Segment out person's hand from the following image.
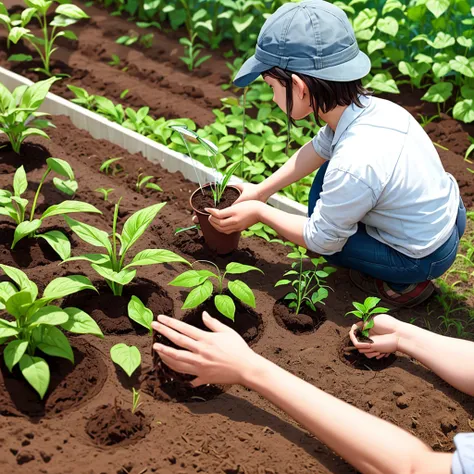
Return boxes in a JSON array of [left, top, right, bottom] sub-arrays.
[[152, 312, 259, 387], [349, 314, 400, 359], [205, 200, 265, 234], [233, 183, 265, 204]]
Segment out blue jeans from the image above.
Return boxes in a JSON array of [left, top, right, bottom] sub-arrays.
[[308, 161, 467, 288]]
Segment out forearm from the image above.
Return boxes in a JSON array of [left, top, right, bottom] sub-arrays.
[[257, 141, 325, 201], [397, 322, 474, 396], [244, 355, 452, 474]]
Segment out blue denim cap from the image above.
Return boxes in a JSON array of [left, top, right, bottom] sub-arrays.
[[234, 0, 371, 87]]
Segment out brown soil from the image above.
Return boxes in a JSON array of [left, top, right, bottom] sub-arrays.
[[86, 404, 150, 447], [192, 185, 240, 213], [0, 142, 52, 175], [273, 298, 327, 334], [0, 115, 472, 473]]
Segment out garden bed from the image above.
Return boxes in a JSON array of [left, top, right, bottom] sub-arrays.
[[0, 115, 473, 473]]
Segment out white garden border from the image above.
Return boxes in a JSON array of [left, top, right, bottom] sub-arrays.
[[0, 66, 307, 216]]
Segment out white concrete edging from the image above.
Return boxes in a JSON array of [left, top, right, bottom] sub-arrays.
[[0, 66, 307, 216]]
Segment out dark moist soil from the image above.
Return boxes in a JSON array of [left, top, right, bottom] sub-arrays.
[[86, 404, 150, 447], [63, 278, 173, 335], [0, 339, 107, 418], [192, 186, 240, 213], [0, 142, 52, 175], [273, 298, 327, 334]]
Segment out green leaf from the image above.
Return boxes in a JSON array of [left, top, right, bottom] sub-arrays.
[[284, 292, 297, 301], [228, 280, 255, 308], [43, 275, 95, 301], [426, 0, 450, 18], [0, 318, 20, 337], [368, 307, 390, 315], [0, 264, 37, 298], [19, 354, 50, 399], [311, 287, 329, 304], [353, 8, 377, 31], [56, 4, 89, 19], [127, 249, 189, 268], [35, 326, 74, 363], [20, 77, 57, 110], [128, 296, 153, 332], [365, 73, 400, 93], [8, 26, 30, 44], [13, 166, 27, 196], [36, 230, 71, 260], [421, 82, 453, 103], [274, 279, 291, 287], [376, 16, 398, 36], [0, 82, 13, 112], [46, 157, 74, 179], [168, 270, 209, 288], [363, 297, 381, 310], [91, 264, 136, 286], [29, 306, 69, 326], [57, 30, 78, 40], [232, 14, 253, 33], [110, 343, 141, 377], [12, 219, 42, 248], [121, 202, 166, 253], [62, 254, 109, 265], [225, 262, 263, 275], [449, 56, 474, 78], [41, 200, 101, 220], [453, 99, 474, 123], [461, 85, 474, 100], [432, 62, 451, 79], [6, 290, 33, 319], [182, 280, 213, 309], [99, 157, 122, 173], [53, 178, 78, 197], [214, 294, 235, 321], [367, 39, 386, 55], [345, 310, 363, 319], [64, 215, 111, 252], [4, 339, 28, 372], [0, 281, 17, 304], [61, 307, 103, 338], [431, 32, 455, 49], [8, 52, 33, 62], [50, 14, 78, 27]]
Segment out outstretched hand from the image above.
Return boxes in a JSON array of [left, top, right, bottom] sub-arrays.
[[152, 312, 259, 387], [349, 314, 400, 359], [205, 200, 264, 234]]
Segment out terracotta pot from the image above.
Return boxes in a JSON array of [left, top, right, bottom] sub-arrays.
[[190, 184, 241, 255]]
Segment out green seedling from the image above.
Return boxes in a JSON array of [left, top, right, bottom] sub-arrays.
[[63, 200, 190, 296], [139, 32, 153, 48], [169, 260, 263, 321], [95, 96, 125, 124], [345, 297, 390, 339], [179, 32, 211, 71], [136, 172, 162, 193], [175, 224, 199, 235], [108, 54, 121, 67], [95, 187, 114, 201], [116, 32, 139, 46], [1, 0, 88, 77], [0, 78, 57, 154], [123, 107, 151, 135], [242, 222, 283, 244], [120, 89, 129, 99], [100, 157, 123, 175], [0, 159, 100, 258], [0, 264, 103, 398], [67, 85, 96, 110], [128, 295, 153, 334], [132, 388, 142, 414], [110, 343, 141, 377], [275, 245, 336, 315]]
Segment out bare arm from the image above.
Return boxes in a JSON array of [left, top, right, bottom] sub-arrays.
[[152, 313, 453, 474]]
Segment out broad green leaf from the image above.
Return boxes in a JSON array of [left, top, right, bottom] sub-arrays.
[[13, 166, 27, 196], [353, 8, 377, 31], [168, 270, 209, 288], [421, 82, 453, 103], [4, 339, 28, 372], [91, 264, 136, 285], [365, 73, 400, 94], [376, 16, 398, 36], [50, 15, 78, 27], [8, 26, 30, 44], [43, 275, 95, 300], [99, 157, 122, 173], [0, 281, 17, 303], [232, 13, 253, 33], [6, 290, 33, 319], [8, 53, 33, 62], [431, 32, 455, 49], [0, 82, 13, 113], [20, 77, 57, 110], [453, 99, 474, 123], [12, 219, 42, 248], [61, 307, 103, 338], [458, 36, 473, 49], [368, 307, 390, 315], [461, 85, 474, 100], [47, 157, 74, 179], [363, 297, 381, 311], [311, 287, 329, 303], [432, 62, 451, 78], [214, 294, 235, 321], [121, 202, 166, 253], [57, 30, 78, 40], [0, 264, 37, 298], [29, 306, 69, 326], [0, 318, 20, 337], [225, 262, 263, 275], [19, 354, 50, 399], [110, 343, 141, 377], [36, 230, 71, 260], [228, 279, 255, 308], [275, 279, 291, 287], [353, 301, 367, 313], [21, 7, 36, 25], [128, 296, 153, 332], [284, 292, 297, 301], [56, 4, 89, 19], [367, 39, 386, 55], [35, 326, 74, 363], [41, 200, 101, 220], [62, 254, 109, 265], [127, 249, 189, 268], [426, 0, 450, 18], [449, 56, 474, 78], [64, 215, 111, 252], [182, 280, 213, 309]]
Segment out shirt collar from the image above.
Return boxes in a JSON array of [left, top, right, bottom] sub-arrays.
[[331, 95, 371, 147]]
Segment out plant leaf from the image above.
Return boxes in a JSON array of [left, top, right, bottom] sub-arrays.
[[168, 270, 209, 288], [0, 264, 37, 299], [4, 339, 28, 372], [64, 215, 111, 252], [52, 178, 78, 196], [43, 275, 95, 301], [127, 249, 189, 268], [228, 279, 255, 308], [110, 343, 141, 377], [182, 280, 213, 309], [12, 219, 42, 248], [46, 157, 74, 179], [13, 166, 27, 196], [225, 262, 263, 275], [421, 82, 453, 103], [0, 318, 20, 337], [41, 200, 101, 220], [29, 306, 69, 326], [214, 294, 235, 321], [363, 297, 381, 311], [36, 230, 71, 260], [56, 3, 89, 19], [6, 290, 33, 319], [128, 296, 153, 332], [19, 354, 50, 399], [0, 281, 17, 304], [61, 307, 103, 338], [91, 264, 136, 286], [20, 77, 57, 110], [35, 326, 74, 363]]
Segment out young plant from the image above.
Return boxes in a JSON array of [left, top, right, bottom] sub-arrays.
[[2, 0, 89, 77], [0, 159, 100, 258], [0, 264, 103, 398], [169, 261, 263, 321], [108, 54, 121, 67], [135, 172, 162, 193], [275, 246, 336, 315], [67, 85, 96, 110], [139, 33, 153, 49], [116, 31, 139, 46], [95, 187, 114, 201], [345, 297, 390, 338], [132, 387, 142, 414], [100, 157, 123, 175], [0, 77, 57, 153], [63, 201, 190, 296], [179, 32, 211, 71]]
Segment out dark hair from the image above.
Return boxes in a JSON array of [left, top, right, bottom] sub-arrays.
[[262, 67, 371, 129]]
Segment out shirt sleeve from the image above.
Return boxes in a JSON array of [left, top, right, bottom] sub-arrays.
[[452, 433, 474, 474], [312, 125, 333, 160], [303, 168, 376, 255]]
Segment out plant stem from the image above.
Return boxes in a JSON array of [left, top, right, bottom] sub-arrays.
[[30, 167, 51, 220]]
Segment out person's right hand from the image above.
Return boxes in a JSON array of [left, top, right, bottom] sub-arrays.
[[349, 314, 400, 359], [233, 182, 265, 204]]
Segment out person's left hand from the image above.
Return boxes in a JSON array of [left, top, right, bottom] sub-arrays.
[[205, 200, 265, 234]]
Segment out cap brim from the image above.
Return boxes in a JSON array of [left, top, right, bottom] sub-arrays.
[[233, 55, 273, 87], [307, 51, 371, 82]]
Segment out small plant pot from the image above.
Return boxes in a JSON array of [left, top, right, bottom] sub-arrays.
[[190, 184, 241, 255]]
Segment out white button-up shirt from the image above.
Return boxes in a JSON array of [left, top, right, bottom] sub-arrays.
[[304, 95, 460, 258]]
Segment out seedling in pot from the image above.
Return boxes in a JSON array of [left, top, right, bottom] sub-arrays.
[[0, 78, 57, 154], [63, 200, 190, 296], [169, 261, 263, 321], [100, 157, 123, 176], [0, 159, 101, 259], [345, 297, 390, 342], [136, 172, 162, 194], [0, 264, 103, 398], [275, 245, 336, 315], [1, 0, 89, 77]]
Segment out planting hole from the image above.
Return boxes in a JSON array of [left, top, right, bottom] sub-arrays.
[[273, 298, 327, 334], [339, 336, 397, 371]]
